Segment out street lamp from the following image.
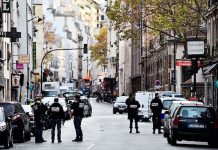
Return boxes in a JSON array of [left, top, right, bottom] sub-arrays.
[[40, 48, 85, 96], [26, 5, 44, 98]]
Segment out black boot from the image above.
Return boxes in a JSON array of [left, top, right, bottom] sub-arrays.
[[129, 129, 132, 133], [136, 129, 140, 133], [153, 129, 155, 134]]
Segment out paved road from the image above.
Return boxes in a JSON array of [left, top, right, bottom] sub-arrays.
[[6, 100, 214, 150]]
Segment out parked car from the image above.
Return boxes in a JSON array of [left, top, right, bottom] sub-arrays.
[[0, 107, 13, 149], [0, 102, 31, 143], [163, 101, 203, 137], [161, 97, 187, 126], [113, 96, 128, 114], [22, 105, 35, 136], [166, 103, 218, 147]]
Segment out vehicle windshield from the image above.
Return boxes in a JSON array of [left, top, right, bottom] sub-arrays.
[[60, 89, 68, 93], [0, 111, 4, 122], [22, 105, 33, 113], [179, 107, 212, 119], [0, 104, 15, 117], [43, 91, 58, 97], [163, 100, 173, 110], [116, 97, 128, 103]]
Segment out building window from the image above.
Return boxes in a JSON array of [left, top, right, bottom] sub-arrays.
[[101, 15, 104, 20]]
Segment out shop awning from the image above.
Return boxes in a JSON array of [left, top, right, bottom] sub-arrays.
[[203, 63, 218, 74]]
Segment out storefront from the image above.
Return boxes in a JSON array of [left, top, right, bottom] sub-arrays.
[[203, 64, 218, 115]]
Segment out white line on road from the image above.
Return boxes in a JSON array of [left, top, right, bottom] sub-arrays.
[[86, 143, 95, 150]]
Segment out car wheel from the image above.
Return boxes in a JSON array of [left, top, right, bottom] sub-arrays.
[[119, 112, 123, 114], [113, 111, 116, 114], [4, 135, 10, 149], [208, 139, 218, 148]]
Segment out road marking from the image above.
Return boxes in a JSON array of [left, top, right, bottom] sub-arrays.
[[86, 143, 95, 150]]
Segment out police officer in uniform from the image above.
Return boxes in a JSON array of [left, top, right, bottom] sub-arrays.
[[32, 97, 48, 143], [125, 94, 132, 106], [71, 95, 85, 142], [47, 98, 64, 143], [127, 96, 140, 133], [150, 93, 163, 134]]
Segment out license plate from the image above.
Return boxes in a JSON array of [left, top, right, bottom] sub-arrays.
[[119, 108, 124, 110], [188, 124, 205, 128]]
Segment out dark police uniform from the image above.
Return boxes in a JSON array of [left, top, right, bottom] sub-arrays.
[[71, 96, 85, 141], [47, 100, 64, 143], [32, 100, 47, 143], [127, 98, 140, 133], [150, 94, 163, 134]]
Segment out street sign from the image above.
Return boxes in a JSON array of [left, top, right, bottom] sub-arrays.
[[155, 80, 161, 86], [187, 41, 204, 55], [18, 54, 30, 64], [176, 60, 192, 66], [2, 0, 11, 13], [0, 27, 21, 42]]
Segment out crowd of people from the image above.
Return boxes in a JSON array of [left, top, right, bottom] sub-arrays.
[[32, 95, 85, 143]]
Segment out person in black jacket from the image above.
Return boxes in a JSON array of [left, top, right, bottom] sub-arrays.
[[47, 98, 64, 143], [71, 95, 85, 142], [125, 94, 132, 106], [150, 93, 163, 134], [127, 96, 141, 133], [32, 97, 48, 143]]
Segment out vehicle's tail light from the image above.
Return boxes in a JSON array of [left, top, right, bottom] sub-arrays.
[[173, 115, 179, 128], [12, 115, 21, 121]]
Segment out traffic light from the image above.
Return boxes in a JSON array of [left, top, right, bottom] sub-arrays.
[[43, 72, 47, 82], [191, 59, 199, 74], [19, 73, 24, 86], [84, 44, 88, 54]]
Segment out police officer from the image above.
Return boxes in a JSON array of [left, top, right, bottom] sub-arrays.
[[32, 97, 48, 143], [71, 95, 85, 142], [150, 93, 163, 134], [125, 94, 132, 106], [127, 96, 140, 133], [47, 98, 64, 143]]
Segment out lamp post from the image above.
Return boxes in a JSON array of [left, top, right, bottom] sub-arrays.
[[40, 48, 84, 96], [26, 2, 44, 98]]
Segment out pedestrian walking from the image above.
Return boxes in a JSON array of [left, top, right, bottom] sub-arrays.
[[47, 98, 65, 143], [150, 93, 163, 134], [71, 95, 85, 142], [127, 95, 141, 133], [32, 97, 48, 143]]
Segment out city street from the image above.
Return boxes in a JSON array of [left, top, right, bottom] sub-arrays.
[[10, 99, 213, 150]]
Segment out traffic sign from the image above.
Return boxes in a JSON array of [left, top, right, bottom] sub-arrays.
[[155, 80, 161, 86], [176, 60, 192, 66]]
